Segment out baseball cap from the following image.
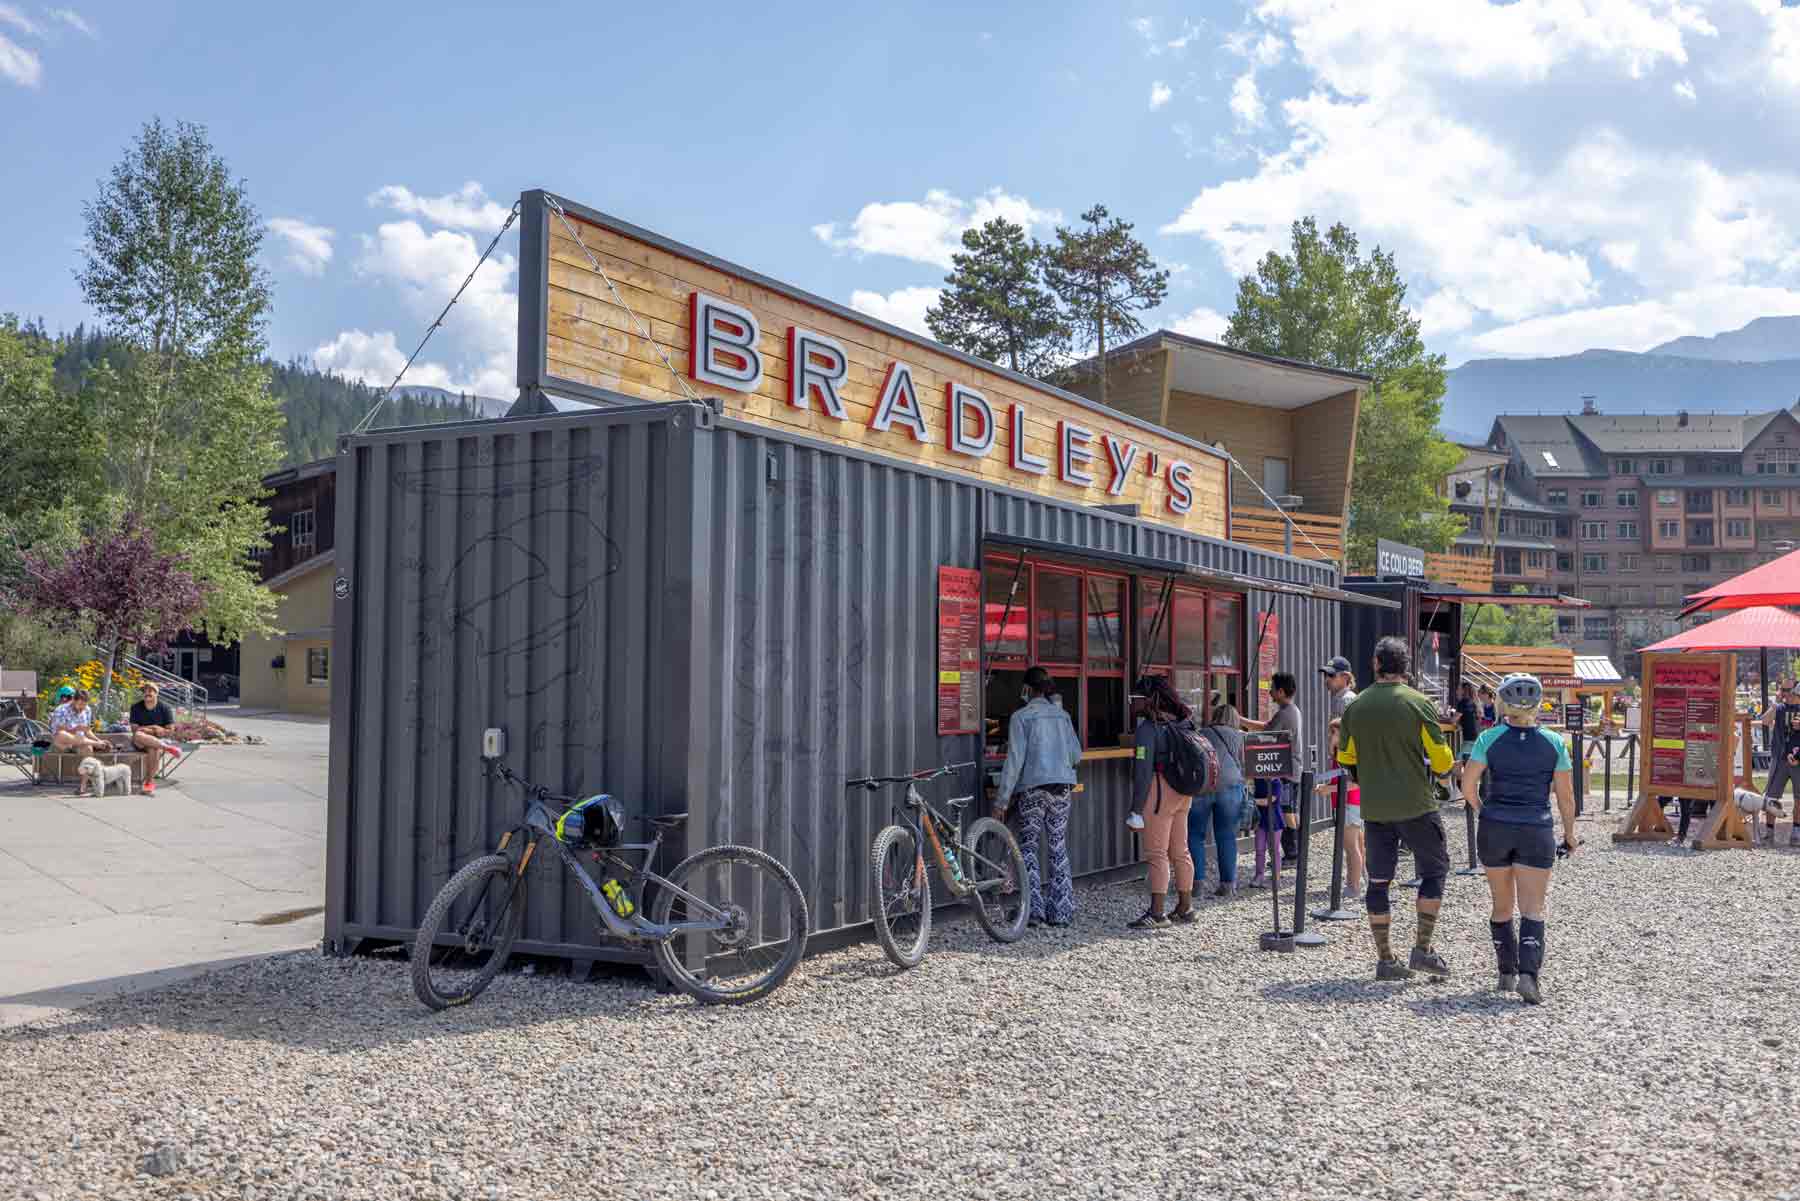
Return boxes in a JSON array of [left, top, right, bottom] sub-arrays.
[[1319, 656, 1352, 676], [55, 685, 74, 701]]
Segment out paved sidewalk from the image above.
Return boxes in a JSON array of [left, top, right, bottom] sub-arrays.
[[0, 710, 328, 1027]]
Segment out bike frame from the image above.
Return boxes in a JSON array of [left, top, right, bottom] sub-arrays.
[[854, 763, 1010, 899]]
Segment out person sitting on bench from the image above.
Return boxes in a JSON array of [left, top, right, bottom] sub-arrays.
[[128, 682, 183, 795], [48, 686, 108, 757]]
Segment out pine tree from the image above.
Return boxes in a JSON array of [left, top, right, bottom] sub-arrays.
[[1043, 205, 1170, 408], [925, 218, 1068, 379]]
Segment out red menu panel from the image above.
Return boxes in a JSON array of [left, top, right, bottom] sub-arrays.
[[1256, 612, 1281, 722], [937, 567, 982, 735], [1647, 661, 1723, 791]]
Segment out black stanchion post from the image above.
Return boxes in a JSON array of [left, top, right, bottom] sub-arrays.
[[1603, 734, 1613, 812], [1294, 750, 1324, 947], [1259, 748, 1300, 953], [1572, 728, 1585, 817], [1313, 768, 1356, 922], [1455, 787, 1482, 876]]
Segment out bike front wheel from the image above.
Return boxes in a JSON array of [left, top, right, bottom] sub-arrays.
[[412, 853, 527, 1011], [651, 844, 809, 1005], [870, 824, 931, 968], [965, 817, 1029, 943]]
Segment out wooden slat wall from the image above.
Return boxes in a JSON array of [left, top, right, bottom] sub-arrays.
[[1229, 505, 1344, 563], [1464, 645, 1575, 676], [1426, 552, 1492, 591], [540, 213, 1228, 539]]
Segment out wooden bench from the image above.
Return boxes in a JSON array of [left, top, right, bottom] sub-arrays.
[[36, 747, 151, 787]]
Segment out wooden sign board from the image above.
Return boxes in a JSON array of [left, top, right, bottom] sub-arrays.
[[1618, 652, 1736, 844], [519, 192, 1229, 538]]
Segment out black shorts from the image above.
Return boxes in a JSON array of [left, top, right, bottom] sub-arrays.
[[1477, 818, 1557, 870], [1366, 812, 1450, 881]]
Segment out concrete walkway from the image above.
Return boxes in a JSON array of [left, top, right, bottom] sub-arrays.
[[0, 709, 328, 1027]]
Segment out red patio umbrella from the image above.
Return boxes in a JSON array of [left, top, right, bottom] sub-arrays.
[[1642, 605, 1800, 653], [1682, 547, 1800, 615]]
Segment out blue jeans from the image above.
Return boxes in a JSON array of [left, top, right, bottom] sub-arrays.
[[1188, 783, 1245, 886]]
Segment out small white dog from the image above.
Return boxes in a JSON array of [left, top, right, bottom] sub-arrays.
[[1733, 788, 1783, 846], [76, 756, 133, 797]]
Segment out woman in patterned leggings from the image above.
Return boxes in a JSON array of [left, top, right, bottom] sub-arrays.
[[994, 666, 1084, 927]]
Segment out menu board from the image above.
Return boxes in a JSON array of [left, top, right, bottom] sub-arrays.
[[936, 567, 981, 735], [1255, 611, 1281, 722], [1646, 659, 1726, 792]]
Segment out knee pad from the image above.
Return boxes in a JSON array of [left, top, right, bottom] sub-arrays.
[[1417, 873, 1446, 900], [1365, 881, 1391, 915]]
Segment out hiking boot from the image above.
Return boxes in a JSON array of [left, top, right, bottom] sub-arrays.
[[1375, 957, 1414, 981], [1497, 972, 1517, 993], [1409, 947, 1452, 980], [1516, 974, 1543, 1005]]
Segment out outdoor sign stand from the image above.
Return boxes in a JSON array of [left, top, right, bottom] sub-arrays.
[[1617, 652, 1737, 846], [1292, 755, 1324, 947], [1312, 770, 1357, 922], [1260, 755, 1305, 952]]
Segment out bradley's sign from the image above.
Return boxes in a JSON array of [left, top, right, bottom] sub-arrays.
[[519, 192, 1231, 538]]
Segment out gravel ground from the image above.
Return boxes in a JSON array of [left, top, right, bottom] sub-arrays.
[[5, 807, 1800, 1201]]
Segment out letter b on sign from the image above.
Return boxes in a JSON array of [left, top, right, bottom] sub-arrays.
[[689, 292, 764, 393]]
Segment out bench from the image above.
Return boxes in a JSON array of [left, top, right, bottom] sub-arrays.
[[36, 737, 152, 787]]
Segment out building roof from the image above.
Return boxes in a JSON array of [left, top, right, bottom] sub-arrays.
[[263, 456, 337, 487], [1081, 330, 1371, 410], [1568, 412, 1753, 453], [1456, 534, 1556, 551], [264, 549, 335, 591], [1574, 655, 1625, 683], [1448, 477, 1559, 514], [1636, 475, 1767, 489], [1492, 415, 1609, 478]]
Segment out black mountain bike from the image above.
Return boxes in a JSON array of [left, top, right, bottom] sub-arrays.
[[848, 760, 1029, 968], [412, 757, 809, 1008]]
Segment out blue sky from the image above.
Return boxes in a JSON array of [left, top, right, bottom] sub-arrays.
[[8, 1, 1800, 396]]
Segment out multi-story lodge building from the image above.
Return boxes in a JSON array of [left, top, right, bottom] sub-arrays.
[[1446, 404, 1800, 660]]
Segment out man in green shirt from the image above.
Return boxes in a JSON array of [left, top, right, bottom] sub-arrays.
[[1337, 636, 1456, 981]]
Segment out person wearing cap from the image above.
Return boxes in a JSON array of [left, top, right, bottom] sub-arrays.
[[1459, 672, 1578, 1005], [48, 687, 108, 757], [128, 682, 184, 796], [1320, 655, 1357, 722]]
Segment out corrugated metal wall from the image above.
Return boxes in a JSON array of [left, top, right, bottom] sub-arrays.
[[326, 404, 1348, 955]]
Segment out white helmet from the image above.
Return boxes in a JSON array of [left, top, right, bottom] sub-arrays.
[[1497, 673, 1542, 724]]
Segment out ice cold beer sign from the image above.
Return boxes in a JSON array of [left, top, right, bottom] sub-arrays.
[[689, 292, 1199, 514]]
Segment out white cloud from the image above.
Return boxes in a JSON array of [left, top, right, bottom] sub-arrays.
[[368, 181, 512, 232], [1414, 290, 1475, 336], [1469, 285, 1800, 357], [1225, 28, 1285, 67], [267, 217, 335, 277], [1673, 77, 1696, 101], [1150, 80, 1173, 109], [1228, 72, 1265, 126], [0, 31, 37, 85], [1132, 15, 1204, 56], [814, 188, 1060, 269], [848, 286, 941, 336], [0, 4, 42, 35], [1170, 306, 1229, 341], [50, 8, 94, 36]]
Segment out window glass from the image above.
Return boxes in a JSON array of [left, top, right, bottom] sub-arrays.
[[1172, 668, 1207, 714], [1210, 672, 1243, 715], [983, 561, 1029, 659], [1084, 576, 1125, 671], [1086, 677, 1126, 748], [1173, 589, 1207, 667], [985, 669, 1026, 752], [1137, 579, 1172, 667], [1034, 570, 1080, 664], [1209, 594, 1243, 669]]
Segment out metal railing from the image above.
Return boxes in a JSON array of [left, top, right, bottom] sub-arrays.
[[93, 647, 208, 718]]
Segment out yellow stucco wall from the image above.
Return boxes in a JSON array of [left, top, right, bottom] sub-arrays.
[[240, 562, 334, 715]]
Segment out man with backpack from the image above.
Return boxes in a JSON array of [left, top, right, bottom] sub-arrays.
[[1126, 673, 1217, 928]]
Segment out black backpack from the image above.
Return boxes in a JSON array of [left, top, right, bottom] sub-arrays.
[[1158, 718, 1218, 796]]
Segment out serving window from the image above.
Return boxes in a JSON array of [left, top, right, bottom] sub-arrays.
[[983, 553, 1246, 756]]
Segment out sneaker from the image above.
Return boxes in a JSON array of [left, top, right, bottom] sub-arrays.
[[1409, 947, 1452, 980], [1375, 957, 1414, 981], [1213, 882, 1237, 899], [142, 779, 155, 796], [1497, 972, 1518, 993], [1126, 910, 1168, 929], [1247, 874, 1267, 889], [1516, 973, 1543, 1005], [1169, 908, 1198, 925], [1125, 812, 1145, 831]]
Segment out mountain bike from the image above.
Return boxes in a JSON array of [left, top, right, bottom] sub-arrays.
[[412, 756, 809, 1008], [848, 760, 1029, 968]]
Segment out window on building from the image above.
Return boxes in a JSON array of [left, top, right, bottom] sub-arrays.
[[1546, 488, 1568, 506], [1689, 520, 1715, 545], [1587, 585, 1609, 605], [1580, 490, 1604, 508], [1557, 614, 1578, 636], [1616, 490, 1638, 508], [1465, 513, 1483, 533], [1718, 554, 1743, 572], [1682, 553, 1712, 572], [1763, 490, 1783, 506], [1655, 555, 1676, 573], [1685, 491, 1714, 514], [289, 508, 316, 552], [1656, 520, 1680, 540], [1554, 517, 1572, 538], [1618, 553, 1640, 572], [1617, 585, 1640, 605], [1580, 520, 1607, 541], [1655, 490, 1679, 505], [1727, 518, 1752, 539], [1613, 458, 1637, 475], [306, 646, 329, 686], [1525, 550, 1547, 570], [1497, 515, 1513, 534], [1263, 457, 1290, 498], [1650, 459, 1671, 475], [1556, 552, 1574, 572], [1501, 550, 1522, 576], [1616, 521, 1638, 540], [248, 544, 269, 562], [1582, 553, 1607, 573], [1757, 448, 1800, 474], [1583, 616, 1612, 640], [1654, 586, 1676, 606], [1726, 488, 1750, 506]]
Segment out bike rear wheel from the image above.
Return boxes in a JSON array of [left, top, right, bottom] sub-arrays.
[[870, 824, 931, 968], [412, 853, 526, 1010], [651, 844, 809, 1005], [965, 817, 1029, 943]]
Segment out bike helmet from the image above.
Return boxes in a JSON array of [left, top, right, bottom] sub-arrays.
[[555, 794, 626, 848], [1496, 673, 1543, 724]]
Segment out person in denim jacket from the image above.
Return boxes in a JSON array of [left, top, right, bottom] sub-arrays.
[[1189, 701, 1247, 899], [994, 666, 1083, 927]]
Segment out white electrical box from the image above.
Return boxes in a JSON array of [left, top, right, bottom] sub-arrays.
[[482, 728, 506, 760]]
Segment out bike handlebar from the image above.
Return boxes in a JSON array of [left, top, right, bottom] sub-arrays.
[[845, 760, 979, 791], [490, 760, 576, 809]]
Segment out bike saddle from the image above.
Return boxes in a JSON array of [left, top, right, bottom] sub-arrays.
[[649, 812, 689, 830], [944, 795, 974, 811]]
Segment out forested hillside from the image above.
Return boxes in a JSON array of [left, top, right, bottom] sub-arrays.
[[29, 320, 492, 467]]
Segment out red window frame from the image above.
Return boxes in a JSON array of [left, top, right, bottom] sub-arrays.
[[1137, 580, 1245, 717], [984, 557, 1131, 750]]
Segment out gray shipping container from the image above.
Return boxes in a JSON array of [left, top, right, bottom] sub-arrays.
[[324, 398, 1350, 964]]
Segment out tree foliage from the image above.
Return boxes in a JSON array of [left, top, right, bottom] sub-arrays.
[[77, 118, 285, 642], [1044, 205, 1169, 407], [925, 218, 1069, 379], [0, 316, 104, 557], [1465, 586, 1558, 647], [1221, 217, 1463, 563]]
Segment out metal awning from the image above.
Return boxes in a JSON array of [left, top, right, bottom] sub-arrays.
[[1421, 587, 1592, 609], [981, 533, 1400, 609], [1575, 655, 1624, 683]]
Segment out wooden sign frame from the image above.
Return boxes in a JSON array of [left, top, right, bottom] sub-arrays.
[[1617, 651, 1736, 843]]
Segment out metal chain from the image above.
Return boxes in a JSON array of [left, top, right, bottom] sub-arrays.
[[1229, 455, 1336, 562], [542, 194, 700, 403], [351, 201, 523, 435]]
